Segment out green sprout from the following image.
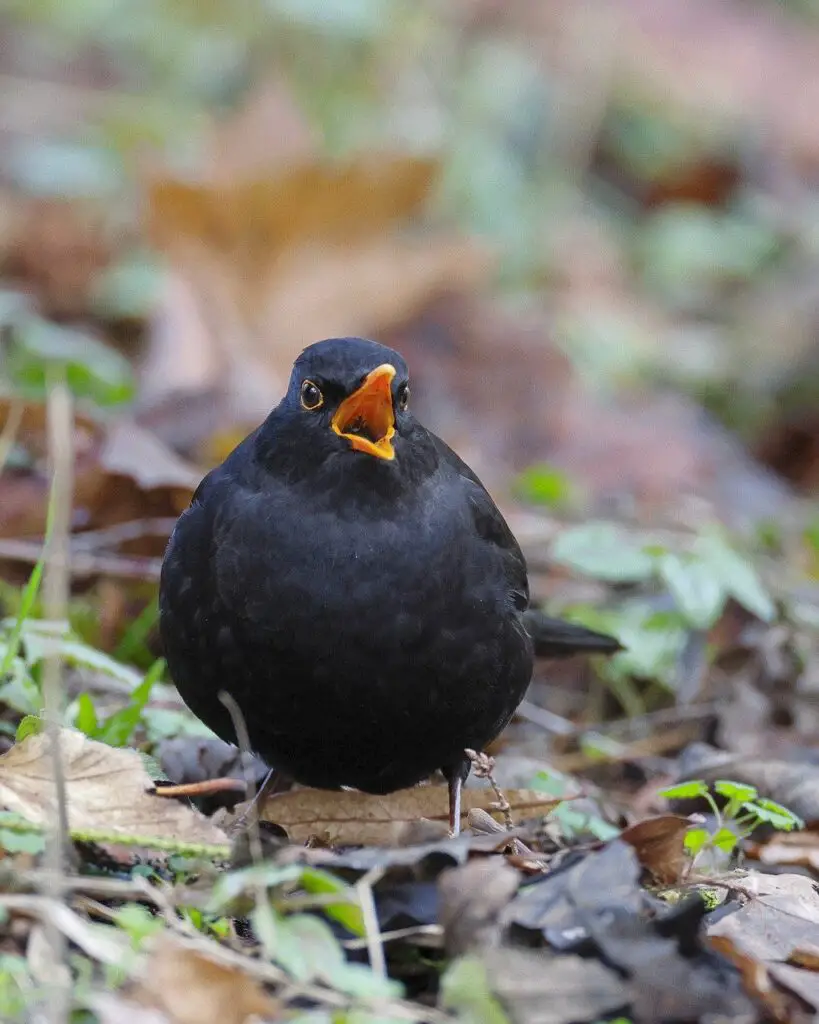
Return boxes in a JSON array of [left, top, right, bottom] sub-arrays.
[[659, 778, 804, 865]]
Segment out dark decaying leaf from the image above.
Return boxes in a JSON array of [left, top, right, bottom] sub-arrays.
[[481, 948, 629, 1024], [504, 840, 755, 1021]]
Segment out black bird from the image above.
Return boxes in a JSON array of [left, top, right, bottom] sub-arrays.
[[159, 338, 620, 834]]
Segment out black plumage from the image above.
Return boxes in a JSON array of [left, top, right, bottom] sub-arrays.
[[159, 338, 619, 833]]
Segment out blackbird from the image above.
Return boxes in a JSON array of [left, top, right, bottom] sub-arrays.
[[159, 338, 620, 834]]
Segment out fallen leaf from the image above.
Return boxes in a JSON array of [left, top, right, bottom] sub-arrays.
[[707, 872, 819, 961], [482, 949, 629, 1024], [439, 858, 520, 956], [141, 154, 489, 425], [769, 963, 819, 1012], [750, 829, 819, 874], [709, 935, 791, 1020], [135, 935, 278, 1024], [620, 814, 691, 885], [0, 729, 227, 851], [788, 945, 819, 971], [259, 786, 560, 845], [0, 396, 197, 551]]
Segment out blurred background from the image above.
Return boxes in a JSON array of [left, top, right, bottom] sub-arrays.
[[1, 0, 819, 771]]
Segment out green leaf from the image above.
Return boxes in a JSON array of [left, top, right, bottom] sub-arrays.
[[6, 315, 134, 407], [714, 780, 758, 802], [658, 780, 710, 800], [694, 534, 775, 622], [0, 824, 45, 855], [744, 799, 804, 831], [512, 464, 575, 508], [15, 715, 43, 743], [658, 553, 727, 628], [300, 866, 366, 937], [114, 904, 164, 949], [441, 957, 512, 1024], [96, 659, 164, 747], [711, 827, 739, 853], [74, 694, 99, 737], [551, 522, 655, 582], [684, 827, 710, 856], [209, 863, 305, 911], [714, 779, 757, 818], [0, 560, 44, 676]]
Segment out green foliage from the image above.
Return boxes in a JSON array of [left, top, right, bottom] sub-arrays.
[[0, 298, 135, 407], [512, 464, 577, 509], [529, 771, 620, 842], [74, 658, 164, 746], [441, 956, 511, 1024], [114, 904, 165, 949], [211, 861, 366, 937], [660, 778, 803, 865], [0, 810, 46, 856]]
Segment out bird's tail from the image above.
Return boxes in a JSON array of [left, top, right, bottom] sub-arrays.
[[523, 609, 622, 659]]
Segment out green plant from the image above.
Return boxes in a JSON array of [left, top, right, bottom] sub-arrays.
[[659, 779, 804, 865]]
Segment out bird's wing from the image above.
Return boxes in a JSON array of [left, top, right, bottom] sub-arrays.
[[428, 432, 529, 612], [429, 432, 621, 659]]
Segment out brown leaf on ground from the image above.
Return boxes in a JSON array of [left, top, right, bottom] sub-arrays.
[[439, 857, 521, 956], [749, 829, 819, 875], [708, 935, 792, 1021], [768, 963, 819, 1013], [707, 872, 819, 962], [134, 935, 278, 1024], [0, 398, 197, 570], [788, 945, 819, 971], [620, 814, 691, 885], [140, 154, 489, 428], [0, 729, 227, 850], [259, 786, 560, 846]]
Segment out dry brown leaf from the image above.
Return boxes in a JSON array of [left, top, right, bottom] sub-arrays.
[[140, 153, 491, 421], [788, 945, 819, 971], [751, 830, 819, 875], [708, 935, 791, 1021], [148, 158, 438, 263], [768, 963, 819, 1012], [620, 814, 691, 885], [0, 397, 197, 564], [135, 935, 278, 1024], [0, 730, 227, 849], [260, 785, 560, 845]]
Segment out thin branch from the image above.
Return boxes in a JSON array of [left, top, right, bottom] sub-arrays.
[[41, 382, 74, 1024]]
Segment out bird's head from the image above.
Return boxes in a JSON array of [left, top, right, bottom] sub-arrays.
[[272, 338, 412, 467]]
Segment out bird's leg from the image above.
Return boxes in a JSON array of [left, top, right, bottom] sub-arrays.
[[444, 758, 470, 838], [230, 767, 293, 835]]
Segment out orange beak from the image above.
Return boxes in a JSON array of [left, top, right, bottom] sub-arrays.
[[331, 364, 396, 460]]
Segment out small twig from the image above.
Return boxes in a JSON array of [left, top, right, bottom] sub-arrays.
[[465, 749, 513, 831], [41, 382, 75, 1024], [217, 691, 264, 869], [0, 396, 24, 474], [71, 518, 178, 550], [0, 537, 162, 580], [342, 923, 442, 950], [356, 866, 386, 980]]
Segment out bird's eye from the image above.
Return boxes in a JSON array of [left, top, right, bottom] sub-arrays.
[[300, 379, 323, 411], [397, 383, 410, 412]]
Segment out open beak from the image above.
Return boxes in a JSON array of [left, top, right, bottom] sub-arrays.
[[331, 364, 396, 460]]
